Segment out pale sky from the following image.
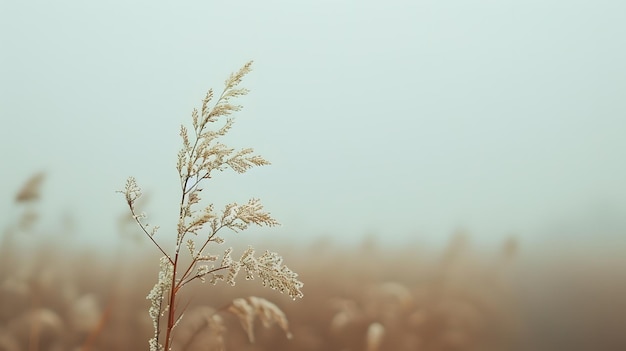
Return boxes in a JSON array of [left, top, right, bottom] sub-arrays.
[[2, 0, 626, 249]]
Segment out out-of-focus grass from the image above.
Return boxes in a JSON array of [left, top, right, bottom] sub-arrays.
[[1, 176, 624, 351], [3, 225, 624, 351]]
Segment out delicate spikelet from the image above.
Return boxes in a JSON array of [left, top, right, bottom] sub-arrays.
[[121, 177, 142, 208], [212, 199, 279, 233], [258, 251, 304, 299], [227, 149, 271, 173], [236, 199, 279, 227], [238, 247, 256, 280], [224, 61, 253, 95], [186, 239, 196, 255], [146, 256, 173, 351], [200, 89, 214, 124], [185, 205, 217, 236], [237, 248, 304, 299], [222, 247, 241, 286]]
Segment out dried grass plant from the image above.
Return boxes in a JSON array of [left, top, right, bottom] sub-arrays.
[[119, 62, 303, 351]]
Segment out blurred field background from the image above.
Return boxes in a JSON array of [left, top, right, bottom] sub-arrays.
[[3, 1, 626, 350], [1, 182, 624, 351]]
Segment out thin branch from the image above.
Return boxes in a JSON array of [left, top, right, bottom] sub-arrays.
[[128, 205, 172, 264], [178, 265, 230, 289], [177, 223, 228, 289]]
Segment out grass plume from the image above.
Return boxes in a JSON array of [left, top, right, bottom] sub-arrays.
[[119, 62, 303, 351]]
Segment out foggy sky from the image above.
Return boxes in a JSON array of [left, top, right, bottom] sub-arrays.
[[2, 0, 626, 249]]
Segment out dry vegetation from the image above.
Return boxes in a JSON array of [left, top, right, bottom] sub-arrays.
[[1, 192, 518, 351], [118, 62, 302, 351], [1, 201, 626, 351], [3, 65, 625, 351]]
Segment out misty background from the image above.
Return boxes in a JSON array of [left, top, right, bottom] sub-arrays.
[[2, 0, 626, 250]]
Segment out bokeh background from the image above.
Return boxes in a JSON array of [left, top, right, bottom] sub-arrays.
[[1, 1, 625, 350], [3, 0, 626, 249]]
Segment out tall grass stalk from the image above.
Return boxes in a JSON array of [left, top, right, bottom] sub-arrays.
[[120, 62, 303, 351]]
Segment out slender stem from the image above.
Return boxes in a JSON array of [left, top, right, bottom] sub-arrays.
[[128, 206, 172, 264], [177, 223, 227, 288], [164, 251, 179, 351]]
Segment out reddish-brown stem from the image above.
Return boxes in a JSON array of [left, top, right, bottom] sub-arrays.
[[177, 223, 227, 290], [163, 251, 179, 351], [160, 86, 232, 351]]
